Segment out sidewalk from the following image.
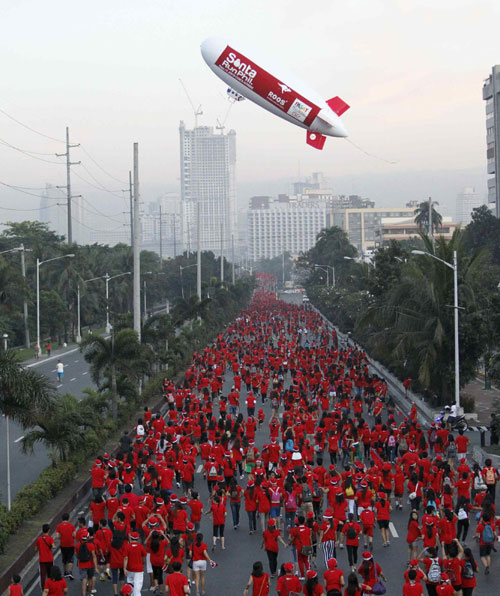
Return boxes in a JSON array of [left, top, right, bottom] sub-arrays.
[[462, 376, 499, 425]]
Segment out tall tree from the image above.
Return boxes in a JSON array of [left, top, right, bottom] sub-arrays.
[[414, 201, 443, 233]]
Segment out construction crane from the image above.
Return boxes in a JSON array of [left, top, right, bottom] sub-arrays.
[[179, 79, 203, 128]]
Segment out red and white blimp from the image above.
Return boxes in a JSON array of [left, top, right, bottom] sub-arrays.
[[200, 36, 349, 150]]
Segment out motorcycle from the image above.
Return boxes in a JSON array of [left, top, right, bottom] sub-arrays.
[[434, 410, 469, 432]]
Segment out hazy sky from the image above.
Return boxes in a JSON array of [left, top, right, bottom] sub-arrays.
[[1, 0, 498, 232]]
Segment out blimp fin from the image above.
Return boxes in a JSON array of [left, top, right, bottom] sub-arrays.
[[326, 96, 350, 116], [306, 131, 326, 150]]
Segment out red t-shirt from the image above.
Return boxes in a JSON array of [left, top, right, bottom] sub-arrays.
[[36, 535, 55, 563], [56, 521, 75, 548], [44, 578, 67, 596], [165, 572, 189, 596], [324, 568, 344, 592], [125, 542, 146, 572], [188, 499, 203, 522], [263, 529, 281, 552], [403, 582, 424, 596], [192, 541, 208, 561]]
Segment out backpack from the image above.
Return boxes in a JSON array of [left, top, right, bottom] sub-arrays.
[[485, 468, 496, 485], [463, 560, 474, 579], [346, 524, 356, 540], [285, 491, 297, 510], [388, 435, 396, 447], [447, 443, 457, 458], [312, 481, 321, 499], [399, 436, 408, 451], [78, 542, 92, 563], [442, 561, 457, 585], [302, 484, 312, 503], [482, 523, 495, 544], [457, 507, 468, 521], [427, 558, 441, 583], [111, 528, 126, 550], [285, 439, 294, 452], [429, 429, 437, 443]]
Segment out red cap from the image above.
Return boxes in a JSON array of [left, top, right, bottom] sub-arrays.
[[94, 459, 102, 466], [410, 559, 419, 566], [148, 517, 159, 526], [362, 551, 372, 560], [80, 530, 89, 540], [306, 570, 317, 579], [306, 511, 314, 519], [441, 573, 450, 582], [121, 585, 133, 595], [267, 518, 276, 526], [323, 508, 333, 519], [327, 558, 337, 569], [283, 562, 294, 572], [129, 532, 140, 541]]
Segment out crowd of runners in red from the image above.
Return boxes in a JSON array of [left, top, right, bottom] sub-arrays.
[[18, 288, 499, 596]]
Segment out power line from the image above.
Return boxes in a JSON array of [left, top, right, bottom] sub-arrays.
[[79, 145, 128, 185], [0, 105, 65, 143], [0, 203, 57, 212], [0, 180, 62, 199], [0, 137, 59, 157]]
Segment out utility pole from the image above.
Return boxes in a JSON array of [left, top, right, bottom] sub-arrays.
[[19, 244, 30, 348], [159, 205, 163, 262], [196, 201, 201, 300], [56, 127, 80, 244], [129, 171, 133, 247], [173, 215, 177, 258], [428, 196, 434, 249], [220, 218, 224, 283], [231, 234, 235, 284], [133, 143, 141, 341]]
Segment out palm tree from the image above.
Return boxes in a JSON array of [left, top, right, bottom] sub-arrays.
[[359, 231, 485, 403], [22, 393, 101, 463], [414, 201, 443, 233], [80, 328, 151, 417], [0, 350, 55, 427]]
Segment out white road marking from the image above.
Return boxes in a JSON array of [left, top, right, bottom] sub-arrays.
[[70, 377, 76, 382], [74, 359, 79, 363], [389, 522, 399, 538], [57, 384, 63, 388], [82, 371, 88, 375], [196, 464, 203, 473], [14, 435, 24, 443]]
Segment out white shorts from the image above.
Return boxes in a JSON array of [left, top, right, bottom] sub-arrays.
[[192, 560, 207, 572]]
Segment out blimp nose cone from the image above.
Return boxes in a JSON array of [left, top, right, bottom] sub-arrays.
[[334, 121, 348, 138]]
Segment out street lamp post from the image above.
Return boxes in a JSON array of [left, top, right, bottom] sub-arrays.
[[105, 272, 132, 333], [36, 254, 75, 352], [412, 249, 461, 410], [180, 263, 197, 299], [2, 333, 8, 351], [314, 264, 330, 287]]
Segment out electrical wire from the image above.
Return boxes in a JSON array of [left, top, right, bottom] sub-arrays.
[[79, 145, 128, 185], [0, 203, 57, 212], [0, 180, 63, 199], [0, 105, 65, 143], [79, 163, 124, 195], [0, 137, 59, 156], [344, 138, 399, 165]]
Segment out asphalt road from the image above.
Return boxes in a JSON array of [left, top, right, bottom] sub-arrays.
[[23, 295, 496, 596], [0, 345, 97, 504]]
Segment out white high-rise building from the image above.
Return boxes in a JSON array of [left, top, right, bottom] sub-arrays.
[[179, 122, 236, 254], [455, 187, 483, 225], [248, 195, 327, 261], [483, 66, 500, 216]]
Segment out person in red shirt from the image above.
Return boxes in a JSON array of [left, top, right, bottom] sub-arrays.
[[323, 558, 344, 593], [302, 569, 324, 595], [289, 516, 312, 579], [75, 531, 98, 595], [8, 575, 23, 596], [243, 561, 270, 596], [56, 514, 75, 580], [435, 574, 454, 596], [36, 524, 55, 589], [188, 491, 204, 532], [208, 496, 227, 550], [276, 562, 302, 596], [262, 519, 287, 577], [403, 569, 424, 596], [94, 519, 113, 581], [42, 566, 67, 596], [360, 508, 375, 552], [406, 510, 421, 561], [455, 431, 470, 459], [164, 561, 189, 596], [342, 513, 361, 571], [123, 533, 146, 596], [91, 460, 106, 498]]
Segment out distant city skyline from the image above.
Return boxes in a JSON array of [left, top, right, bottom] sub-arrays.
[[1, 0, 498, 236]]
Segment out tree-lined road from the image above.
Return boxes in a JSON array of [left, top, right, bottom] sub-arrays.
[[1, 345, 97, 503]]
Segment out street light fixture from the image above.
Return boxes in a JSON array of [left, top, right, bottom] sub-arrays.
[[412, 249, 461, 410], [180, 263, 197, 299], [313, 264, 335, 287], [36, 254, 75, 352], [2, 333, 8, 351]]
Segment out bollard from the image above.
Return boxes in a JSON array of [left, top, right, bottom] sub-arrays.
[[480, 429, 486, 448]]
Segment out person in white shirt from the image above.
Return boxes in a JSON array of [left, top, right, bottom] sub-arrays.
[[56, 360, 64, 382]]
